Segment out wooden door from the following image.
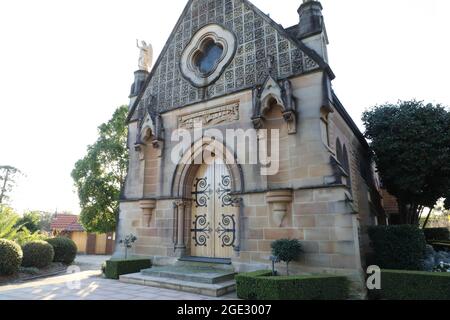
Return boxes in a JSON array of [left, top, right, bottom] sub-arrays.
[[105, 233, 115, 255], [86, 233, 97, 255], [191, 158, 237, 258], [95, 234, 107, 255]]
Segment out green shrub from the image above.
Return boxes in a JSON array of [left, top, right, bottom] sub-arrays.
[[21, 240, 54, 268], [0, 239, 23, 275], [105, 258, 152, 280], [236, 270, 349, 300], [0, 207, 48, 246], [429, 241, 450, 252], [368, 225, 426, 270], [423, 228, 450, 241], [271, 239, 303, 275], [46, 237, 77, 264], [370, 270, 450, 300]]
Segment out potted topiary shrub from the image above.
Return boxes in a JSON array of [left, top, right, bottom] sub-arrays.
[[119, 234, 137, 259], [271, 239, 303, 275]]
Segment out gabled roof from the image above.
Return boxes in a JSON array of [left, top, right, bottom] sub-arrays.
[[127, 0, 335, 123], [50, 214, 84, 232]]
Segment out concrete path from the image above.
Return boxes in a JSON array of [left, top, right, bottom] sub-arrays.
[[74, 255, 111, 271], [0, 270, 237, 300]]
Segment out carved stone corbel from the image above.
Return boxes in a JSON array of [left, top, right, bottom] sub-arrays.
[[266, 190, 293, 227], [283, 110, 297, 135], [139, 199, 156, 227], [251, 117, 264, 130], [251, 86, 264, 130]]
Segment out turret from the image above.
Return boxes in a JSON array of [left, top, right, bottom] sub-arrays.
[[297, 0, 329, 62]]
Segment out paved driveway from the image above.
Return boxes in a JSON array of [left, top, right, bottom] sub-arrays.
[[0, 270, 236, 300], [74, 255, 111, 271]]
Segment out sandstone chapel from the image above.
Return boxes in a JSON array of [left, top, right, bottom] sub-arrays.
[[116, 0, 387, 294]]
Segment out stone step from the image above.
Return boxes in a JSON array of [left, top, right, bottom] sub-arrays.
[[141, 266, 236, 284], [178, 256, 232, 265], [175, 260, 235, 271], [120, 273, 236, 297]]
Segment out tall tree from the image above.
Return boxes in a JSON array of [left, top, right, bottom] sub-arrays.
[[0, 166, 22, 205], [362, 100, 450, 225], [16, 211, 41, 233], [71, 106, 129, 233], [38, 211, 55, 232]]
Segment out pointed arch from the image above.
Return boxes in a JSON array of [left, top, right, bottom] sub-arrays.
[[171, 137, 244, 198]]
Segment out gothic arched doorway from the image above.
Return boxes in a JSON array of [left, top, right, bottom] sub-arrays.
[[190, 156, 237, 259]]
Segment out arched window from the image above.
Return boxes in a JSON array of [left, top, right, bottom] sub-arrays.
[[342, 145, 352, 189], [336, 138, 352, 189], [342, 145, 350, 173], [320, 112, 330, 146], [336, 138, 343, 164]]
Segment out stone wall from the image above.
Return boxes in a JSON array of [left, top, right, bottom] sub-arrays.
[[117, 69, 378, 298]]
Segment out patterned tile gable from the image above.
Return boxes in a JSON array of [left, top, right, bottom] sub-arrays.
[[129, 0, 320, 121]]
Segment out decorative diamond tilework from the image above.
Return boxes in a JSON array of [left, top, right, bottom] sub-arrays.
[[136, 0, 318, 118]]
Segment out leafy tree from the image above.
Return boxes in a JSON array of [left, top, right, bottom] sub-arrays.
[[0, 206, 47, 245], [0, 166, 23, 205], [38, 211, 55, 232], [0, 206, 21, 240], [16, 211, 41, 233], [362, 100, 450, 225], [71, 106, 129, 233]]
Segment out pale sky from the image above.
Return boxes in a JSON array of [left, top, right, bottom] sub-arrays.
[[1, 0, 449, 214]]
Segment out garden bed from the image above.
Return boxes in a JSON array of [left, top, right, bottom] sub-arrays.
[[0, 262, 67, 285], [370, 270, 450, 300], [236, 270, 349, 300]]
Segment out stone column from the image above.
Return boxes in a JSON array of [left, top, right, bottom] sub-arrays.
[[266, 190, 293, 227], [174, 200, 188, 257], [139, 199, 156, 227]]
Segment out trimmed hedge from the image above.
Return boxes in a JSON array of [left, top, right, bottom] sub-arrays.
[[370, 270, 450, 300], [236, 270, 349, 300], [429, 241, 450, 251], [46, 237, 78, 264], [368, 225, 426, 270], [105, 258, 152, 280], [0, 239, 23, 275], [22, 240, 54, 268], [424, 228, 450, 242]]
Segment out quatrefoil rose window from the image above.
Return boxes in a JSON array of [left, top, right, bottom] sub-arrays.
[[180, 24, 237, 88]]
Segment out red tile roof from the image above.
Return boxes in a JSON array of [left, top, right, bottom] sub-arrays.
[[50, 214, 85, 232]]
